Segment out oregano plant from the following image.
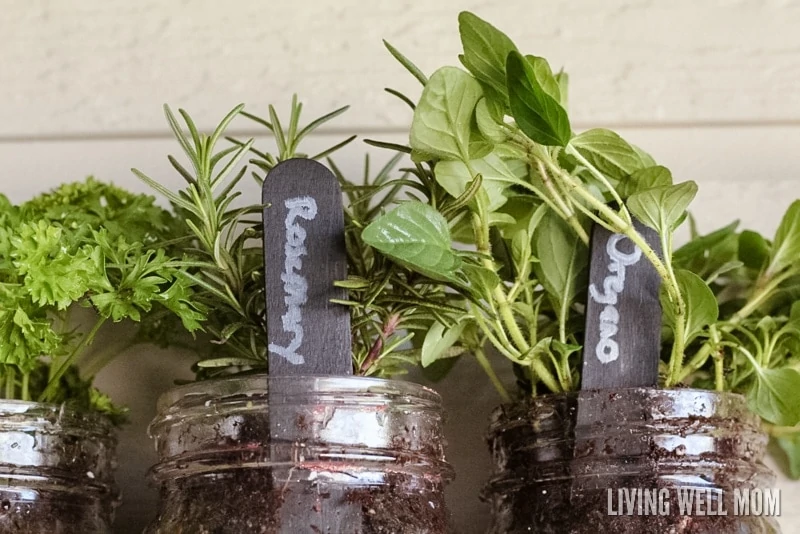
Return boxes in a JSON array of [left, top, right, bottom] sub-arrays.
[[363, 11, 800, 476]]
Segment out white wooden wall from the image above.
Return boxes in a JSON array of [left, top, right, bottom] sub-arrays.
[[2, 1, 800, 532]]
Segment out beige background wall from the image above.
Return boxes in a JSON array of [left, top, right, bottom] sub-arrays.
[[2, 1, 800, 532]]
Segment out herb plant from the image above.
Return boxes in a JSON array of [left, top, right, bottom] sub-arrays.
[[0, 178, 204, 420], [134, 98, 453, 379], [361, 12, 800, 475]]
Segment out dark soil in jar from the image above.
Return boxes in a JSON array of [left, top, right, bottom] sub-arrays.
[[486, 390, 779, 534], [148, 468, 451, 534], [494, 470, 776, 534], [0, 490, 111, 534], [148, 380, 454, 534]]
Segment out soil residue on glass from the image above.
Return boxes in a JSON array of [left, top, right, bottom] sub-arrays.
[[485, 388, 780, 534]]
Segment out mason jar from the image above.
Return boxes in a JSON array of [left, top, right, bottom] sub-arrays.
[[0, 400, 119, 533], [484, 388, 780, 533], [146, 375, 454, 533]]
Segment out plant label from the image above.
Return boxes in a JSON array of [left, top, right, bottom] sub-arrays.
[[262, 158, 352, 376], [581, 220, 662, 389]]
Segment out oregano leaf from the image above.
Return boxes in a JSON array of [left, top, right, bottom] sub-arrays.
[[506, 51, 571, 147], [458, 11, 518, 107], [362, 202, 462, 282], [617, 166, 673, 199], [660, 269, 718, 345], [627, 181, 698, 235], [747, 366, 800, 427], [410, 67, 484, 161], [768, 199, 800, 277], [570, 129, 656, 183]]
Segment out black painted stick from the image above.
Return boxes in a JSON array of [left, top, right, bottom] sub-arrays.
[[262, 158, 352, 376], [572, 220, 664, 493], [581, 220, 662, 390]]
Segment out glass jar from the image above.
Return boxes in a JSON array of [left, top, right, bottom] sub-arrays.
[[0, 400, 119, 533], [484, 388, 780, 534], [146, 375, 454, 533]]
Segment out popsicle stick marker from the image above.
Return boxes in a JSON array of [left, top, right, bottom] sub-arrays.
[[580, 219, 663, 390], [262, 158, 352, 376], [572, 220, 663, 493]]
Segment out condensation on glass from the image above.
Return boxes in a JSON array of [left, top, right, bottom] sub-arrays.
[[146, 375, 454, 533], [0, 400, 118, 533], [485, 388, 780, 534]]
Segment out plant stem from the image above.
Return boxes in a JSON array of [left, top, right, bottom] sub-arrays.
[[558, 305, 568, 345], [531, 359, 562, 393], [732, 270, 796, 323], [765, 424, 800, 438], [546, 158, 685, 310], [676, 269, 796, 384], [666, 319, 688, 386], [40, 317, 107, 403], [535, 160, 590, 245], [5, 367, 15, 398], [714, 352, 725, 392], [470, 207, 531, 357], [565, 145, 631, 225], [537, 148, 690, 384], [474, 346, 511, 403], [678, 345, 713, 382], [469, 302, 521, 362], [20, 373, 30, 401], [494, 287, 530, 352]]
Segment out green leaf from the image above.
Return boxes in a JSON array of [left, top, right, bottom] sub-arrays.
[[673, 220, 739, 269], [469, 127, 493, 160], [475, 98, 508, 143], [661, 269, 718, 344], [525, 55, 561, 102], [506, 51, 571, 147], [555, 71, 569, 109], [362, 202, 462, 282], [570, 128, 654, 183], [768, 200, 800, 276], [11, 221, 105, 310], [705, 260, 744, 284], [458, 11, 518, 106], [519, 336, 554, 363], [410, 67, 484, 161], [435, 152, 522, 212], [617, 165, 673, 199], [511, 229, 532, 277], [777, 433, 800, 479], [627, 181, 698, 234], [747, 367, 800, 426], [739, 230, 771, 271], [462, 263, 501, 299], [421, 320, 468, 367], [383, 40, 428, 86], [632, 144, 657, 168], [532, 212, 588, 320], [197, 357, 262, 368]]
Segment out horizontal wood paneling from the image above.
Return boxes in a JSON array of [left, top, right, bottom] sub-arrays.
[[3, 126, 799, 234], [2, 0, 800, 137]]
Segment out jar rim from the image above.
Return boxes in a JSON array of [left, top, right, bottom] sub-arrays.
[[489, 387, 762, 435], [496, 386, 747, 405], [0, 399, 116, 433], [156, 374, 444, 413]]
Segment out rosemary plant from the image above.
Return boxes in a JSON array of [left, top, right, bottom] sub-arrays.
[[135, 97, 456, 378]]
